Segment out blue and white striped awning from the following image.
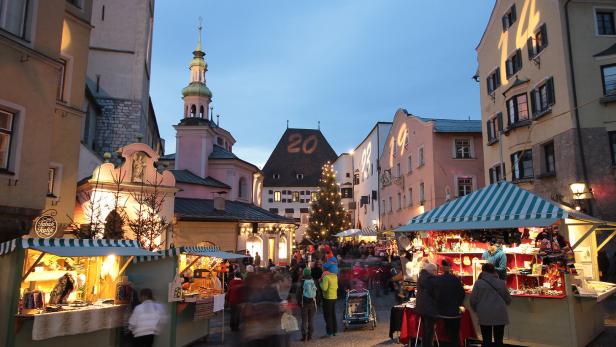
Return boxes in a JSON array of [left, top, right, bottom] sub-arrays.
[[135, 246, 249, 262], [0, 237, 157, 257], [356, 228, 378, 237], [396, 182, 591, 232], [335, 229, 361, 237]]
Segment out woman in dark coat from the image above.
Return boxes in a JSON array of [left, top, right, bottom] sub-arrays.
[[436, 260, 465, 347], [470, 263, 511, 347], [415, 262, 438, 347]]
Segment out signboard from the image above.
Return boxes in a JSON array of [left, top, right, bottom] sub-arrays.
[[34, 210, 58, 238]]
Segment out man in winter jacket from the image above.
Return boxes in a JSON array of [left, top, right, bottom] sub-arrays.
[[128, 288, 167, 347], [320, 271, 339, 337], [436, 260, 465, 347], [416, 263, 438, 347], [227, 272, 244, 331], [470, 263, 511, 347], [296, 267, 317, 341], [482, 240, 507, 279]]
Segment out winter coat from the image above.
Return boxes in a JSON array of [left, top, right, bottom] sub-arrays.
[[320, 273, 338, 300], [128, 300, 166, 337], [296, 277, 317, 308], [435, 272, 465, 318], [470, 272, 512, 326], [227, 278, 244, 305], [415, 269, 438, 318], [482, 248, 507, 279]]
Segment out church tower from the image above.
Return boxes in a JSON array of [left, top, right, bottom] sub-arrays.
[[181, 21, 212, 120]]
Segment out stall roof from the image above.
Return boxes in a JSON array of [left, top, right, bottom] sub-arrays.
[[0, 238, 157, 257], [135, 246, 249, 262], [335, 229, 361, 237], [396, 181, 602, 232]]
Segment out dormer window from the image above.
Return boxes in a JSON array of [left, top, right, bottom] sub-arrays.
[[273, 173, 280, 180], [296, 173, 304, 180]]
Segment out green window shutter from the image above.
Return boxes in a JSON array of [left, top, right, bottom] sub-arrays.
[[527, 37, 535, 59], [547, 77, 555, 106]]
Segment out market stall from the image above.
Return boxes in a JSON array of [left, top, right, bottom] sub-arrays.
[[128, 246, 247, 347], [395, 181, 616, 347], [0, 237, 157, 347]]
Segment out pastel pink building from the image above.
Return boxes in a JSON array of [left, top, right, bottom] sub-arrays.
[[379, 108, 485, 230]]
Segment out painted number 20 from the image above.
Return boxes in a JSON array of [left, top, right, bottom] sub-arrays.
[[287, 133, 318, 154]]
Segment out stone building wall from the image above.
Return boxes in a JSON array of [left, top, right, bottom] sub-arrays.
[[94, 98, 145, 155]]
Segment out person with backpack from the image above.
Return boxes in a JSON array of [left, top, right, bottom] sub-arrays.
[[296, 267, 317, 341], [470, 263, 511, 347]]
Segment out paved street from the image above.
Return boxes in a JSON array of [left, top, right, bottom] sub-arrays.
[[197, 293, 616, 347]]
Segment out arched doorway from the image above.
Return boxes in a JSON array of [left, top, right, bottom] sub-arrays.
[[246, 235, 263, 261], [278, 236, 288, 260]]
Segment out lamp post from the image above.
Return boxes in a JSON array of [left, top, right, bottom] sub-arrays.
[[570, 182, 591, 211]]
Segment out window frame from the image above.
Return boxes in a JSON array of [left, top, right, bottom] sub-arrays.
[[0, 108, 15, 171], [601, 64, 616, 97], [0, 0, 34, 42], [456, 177, 473, 198], [419, 182, 425, 204], [418, 146, 425, 167], [542, 141, 556, 175], [292, 191, 300, 202], [486, 67, 501, 95], [609, 131, 616, 166], [506, 93, 530, 127], [488, 163, 504, 184], [486, 112, 503, 144], [505, 49, 523, 79], [274, 191, 281, 202], [511, 150, 534, 181], [531, 77, 555, 119], [502, 4, 517, 31], [454, 138, 472, 159], [310, 191, 318, 201], [595, 8, 616, 36], [407, 154, 412, 173]]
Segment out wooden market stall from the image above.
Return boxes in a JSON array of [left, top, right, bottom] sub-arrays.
[[127, 246, 247, 347], [396, 181, 616, 347], [0, 237, 157, 347]]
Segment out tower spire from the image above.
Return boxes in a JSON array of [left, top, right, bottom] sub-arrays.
[[196, 17, 203, 52]]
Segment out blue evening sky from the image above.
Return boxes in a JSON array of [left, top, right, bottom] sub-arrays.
[[150, 1, 494, 167]]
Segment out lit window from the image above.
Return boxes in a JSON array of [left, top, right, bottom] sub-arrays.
[[292, 191, 300, 202], [0, 109, 15, 170], [310, 191, 318, 201], [511, 150, 534, 180], [457, 177, 473, 197], [601, 64, 616, 96], [274, 191, 281, 202], [506, 93, 530, 126], [455, 139, 472, 159]]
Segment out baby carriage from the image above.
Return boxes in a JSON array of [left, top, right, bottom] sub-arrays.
[[342, 288, 377, 330]]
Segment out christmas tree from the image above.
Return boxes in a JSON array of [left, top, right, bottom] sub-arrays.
[[307, 162, 352, 241]]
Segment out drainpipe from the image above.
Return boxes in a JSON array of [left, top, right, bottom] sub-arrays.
[[564, 0, 593, 215]]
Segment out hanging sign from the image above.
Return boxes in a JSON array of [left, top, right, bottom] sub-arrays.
[[34, 210, 58, 238]]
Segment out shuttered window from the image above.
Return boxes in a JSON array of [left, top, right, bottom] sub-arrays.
[[531, 77, 555, 118]]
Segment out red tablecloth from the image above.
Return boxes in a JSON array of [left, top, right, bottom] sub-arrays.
[[399, 307, 476, 345]]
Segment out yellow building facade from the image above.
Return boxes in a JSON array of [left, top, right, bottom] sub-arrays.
[[477, 0, 616, 220], [0, 0, 93, 241]]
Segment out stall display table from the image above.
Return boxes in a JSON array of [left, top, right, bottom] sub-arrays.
[[398, 306, 476, 345]]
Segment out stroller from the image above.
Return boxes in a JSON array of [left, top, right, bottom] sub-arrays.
[[342, 289, 377, 330]]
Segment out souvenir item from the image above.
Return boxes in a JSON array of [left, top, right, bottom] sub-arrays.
[[48, 273, 75, 305], [463, 256, 471, 266]]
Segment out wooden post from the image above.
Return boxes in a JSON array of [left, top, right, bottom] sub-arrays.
[[21, 252, 46, 282], [117, 256, 135, 277]]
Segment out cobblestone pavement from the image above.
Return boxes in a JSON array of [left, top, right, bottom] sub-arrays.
[[197, 292, 616, 347]]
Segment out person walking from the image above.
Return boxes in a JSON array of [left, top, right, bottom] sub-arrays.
[[254, 252, 262, 268], [128, 288, 166, 347], [436, 260, 465, 347], [415, 262, 438, 347], [320, 269, 339, 337], [470, 263, 511, 347], [227, 271, 245, 332], [297, 267, 318, 341]]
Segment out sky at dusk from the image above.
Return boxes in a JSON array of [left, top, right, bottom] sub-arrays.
[[150, 1, 495, 168]]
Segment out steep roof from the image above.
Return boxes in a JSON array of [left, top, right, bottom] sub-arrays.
[[170, 169, 230, 189], [208, 145, 260, 171], [175, 197, 294, 223], [262, 128, 338, 187], [418, 117, 482, 133]]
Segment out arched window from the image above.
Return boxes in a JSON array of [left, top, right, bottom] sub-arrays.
[[190, 105, 196, 117], [199, 105, 204, 118], [246, 236, 263, 260], [278, 236, 288, 259], [238, 177, 247, 199]]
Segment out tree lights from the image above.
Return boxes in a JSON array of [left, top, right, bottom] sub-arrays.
[[307, 162, 351, 240]]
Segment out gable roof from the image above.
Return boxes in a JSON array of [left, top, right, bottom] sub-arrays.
[[208, 145, 260, 171], [418, 117, 482, 133], [262, 128, 338, 187], [396, 181, 600, 232], [175, 197, 295, 223], [170, 169, 230, 189]]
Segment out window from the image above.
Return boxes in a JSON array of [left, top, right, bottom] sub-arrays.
[[531, 78, 555, 117], [396, 163, 401, 177], [528, 24, 548, 58], [57, 58, 68, 101], [217, 137, 223, 146], [397, 193, 402, 210], [341, 187, 353, 199], [388, 197, 393, 212], [381, 199, 386, 214], [596, 10, 616, 35], [311, 191, 318, 201], [609, 132, 616, 165], [67, 0, 84, 9], [346, 172, 350, 178], [0, 109, 14, 170], [455, 139, 472, 159], [489, 164, 504, 184], [0, 0, 33, 40], [292, 191, 300, 202], [511, 150, 534, 180], [353, 173, 359, 185], [419, 183, 425, 204], [487, 113, 504, 143], [47, 168, 56, 196], [296, 173, 304, 180], [457, 177, 473, 197], [543, 142, 556, 175], [502, 4, 517, 31], [273, 173, 280, 180], [407, 155, 412, 173], [408, 188, 413, 207], [269, 208, 279, 214], [274, 191, 281, 202], [418, 147, 424, 167], [601, 64, 616, 96], [486, 68, 501, 94], [506, 93, 530, 126], [505, 49, 523, 78], [238, 177, 247, 198]]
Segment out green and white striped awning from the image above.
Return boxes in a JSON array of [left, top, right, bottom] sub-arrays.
[[135, 246, 249, 262], [0, 237, 157, 257], [396, 182, 589, 232]]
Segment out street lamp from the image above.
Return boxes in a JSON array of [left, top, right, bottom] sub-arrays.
[[570, 182, 589, 199]]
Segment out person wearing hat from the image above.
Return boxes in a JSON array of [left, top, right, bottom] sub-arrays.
[[436, 259, 465, 347], [296, 267, 317, 341], [482, 239, 507, 280]]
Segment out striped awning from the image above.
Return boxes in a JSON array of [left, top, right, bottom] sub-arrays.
[[396, 182, 594, 232], [356, 228, 377, 237], [135, 246, 249, 262], [0, 238, 156, 257], [335, 229, 361, 237]]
